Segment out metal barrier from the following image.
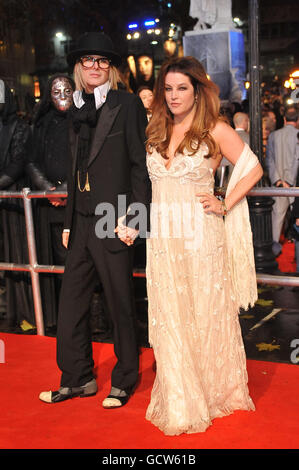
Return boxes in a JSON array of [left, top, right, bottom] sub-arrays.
[[0, 186, 299, 336]]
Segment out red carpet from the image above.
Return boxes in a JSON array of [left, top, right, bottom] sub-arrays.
[[0, 332, 298, 450], [277, 239, 297, 273]]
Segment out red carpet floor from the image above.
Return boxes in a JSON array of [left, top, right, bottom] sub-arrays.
[[277, 239, 297, 273], [0, 333, 299, 450]]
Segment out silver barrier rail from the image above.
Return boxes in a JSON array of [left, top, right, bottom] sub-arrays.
[[247, 187, 299, 197], [0, 186, 299, 336], [0, 187, 67, 336]]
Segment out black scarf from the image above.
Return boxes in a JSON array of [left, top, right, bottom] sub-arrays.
[[70, 90, 98, 175]]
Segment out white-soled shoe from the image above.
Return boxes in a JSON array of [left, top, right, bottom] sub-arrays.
[[39, 379, 97, 403], [102, 386, 130, 409]]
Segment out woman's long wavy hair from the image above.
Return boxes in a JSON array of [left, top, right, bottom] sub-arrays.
[[146, 56, 221, 159]]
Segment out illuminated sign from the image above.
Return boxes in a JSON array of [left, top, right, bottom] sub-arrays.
[[144, 20, 156, 26]]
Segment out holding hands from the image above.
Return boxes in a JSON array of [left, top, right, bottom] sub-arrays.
[[62, 216, 139, 251], [115, 216, 139, 246]]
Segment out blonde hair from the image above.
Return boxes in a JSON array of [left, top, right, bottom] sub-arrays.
[[146, 56, 223, 159], [73, 62, 120, 91]]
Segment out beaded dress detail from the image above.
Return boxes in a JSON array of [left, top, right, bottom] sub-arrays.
[[145, 145, 255, 436]]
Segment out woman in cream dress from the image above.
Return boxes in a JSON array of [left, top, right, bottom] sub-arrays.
[[145, 56, 263, 436]]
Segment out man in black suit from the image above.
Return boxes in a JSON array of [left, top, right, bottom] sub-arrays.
[[39, 32, 151, 408]]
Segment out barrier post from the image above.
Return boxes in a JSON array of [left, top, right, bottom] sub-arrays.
[[248, 0, 278, 273], [22, 188, 45, 336]]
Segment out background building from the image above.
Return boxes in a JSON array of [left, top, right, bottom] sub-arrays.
[[0, 0, 298, 115]]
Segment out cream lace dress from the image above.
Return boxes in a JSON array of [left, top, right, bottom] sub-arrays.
[[145, 144, 255, 436]]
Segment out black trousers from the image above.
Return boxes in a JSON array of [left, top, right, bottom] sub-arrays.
[[56, 212, 139, 392]]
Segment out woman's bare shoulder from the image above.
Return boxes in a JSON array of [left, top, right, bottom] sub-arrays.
[[210, 119, 234, 138], [210, 119, 245, 164]]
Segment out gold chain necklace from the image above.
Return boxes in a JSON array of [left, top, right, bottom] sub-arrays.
[[77, 170, 90, 192]]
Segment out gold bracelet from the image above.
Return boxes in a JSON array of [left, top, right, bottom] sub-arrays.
[[221, 199, 228, 216]]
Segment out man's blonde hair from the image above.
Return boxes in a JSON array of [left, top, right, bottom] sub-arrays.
[[73, 63, 120, 91]]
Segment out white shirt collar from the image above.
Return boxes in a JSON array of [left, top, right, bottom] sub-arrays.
[[73, 81, 111, 110]]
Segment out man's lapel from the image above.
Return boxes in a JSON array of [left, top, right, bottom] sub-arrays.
[[88, 90, 122, 167], [69, 123, 79, 176]]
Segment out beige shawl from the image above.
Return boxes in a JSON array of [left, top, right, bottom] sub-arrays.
[[225, 143, 260, 311]]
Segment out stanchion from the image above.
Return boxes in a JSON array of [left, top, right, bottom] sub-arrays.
[[22, 188, 45, 336], [248, 196, 278, 272], [248, 0, 279, 273]]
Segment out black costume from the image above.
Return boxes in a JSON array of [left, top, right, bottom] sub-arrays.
[[27, 74, 75, 328], [0, 81, 33, 327], [58, 86, 151, 392], [39, 32, 151, 407]]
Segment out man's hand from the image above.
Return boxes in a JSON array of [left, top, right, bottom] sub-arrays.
[[49, 187, 67, 207], [62, 230, 70, 249], [115, 216, 139, 246], [275, 180, 290, 188]]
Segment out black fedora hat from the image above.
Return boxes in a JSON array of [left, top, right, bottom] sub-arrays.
[[67, 32, 121, 68]]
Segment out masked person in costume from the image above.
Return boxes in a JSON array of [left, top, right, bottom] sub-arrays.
[[27, 74, 75, 328], [0, 79, 33, 328], [39, 32, 151, 407]]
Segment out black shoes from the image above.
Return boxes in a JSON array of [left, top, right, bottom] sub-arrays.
[[39, 378, 98, 403], [102, 386, 130, 409], [39, 381, 130, 408]]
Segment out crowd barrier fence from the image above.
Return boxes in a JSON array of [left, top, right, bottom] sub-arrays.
[[0, 186, 298, 336]]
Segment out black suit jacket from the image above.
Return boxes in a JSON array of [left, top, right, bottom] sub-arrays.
[[65, 89, 151, 252]]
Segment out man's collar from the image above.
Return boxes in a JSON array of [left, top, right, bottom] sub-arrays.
[[73, 81, 111, 110]]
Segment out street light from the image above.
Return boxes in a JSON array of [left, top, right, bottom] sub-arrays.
[[284, 78, 296, 90], [233, 17, 243, 27], [34, 80, 40, 100], [55, 32, 65, 40]]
